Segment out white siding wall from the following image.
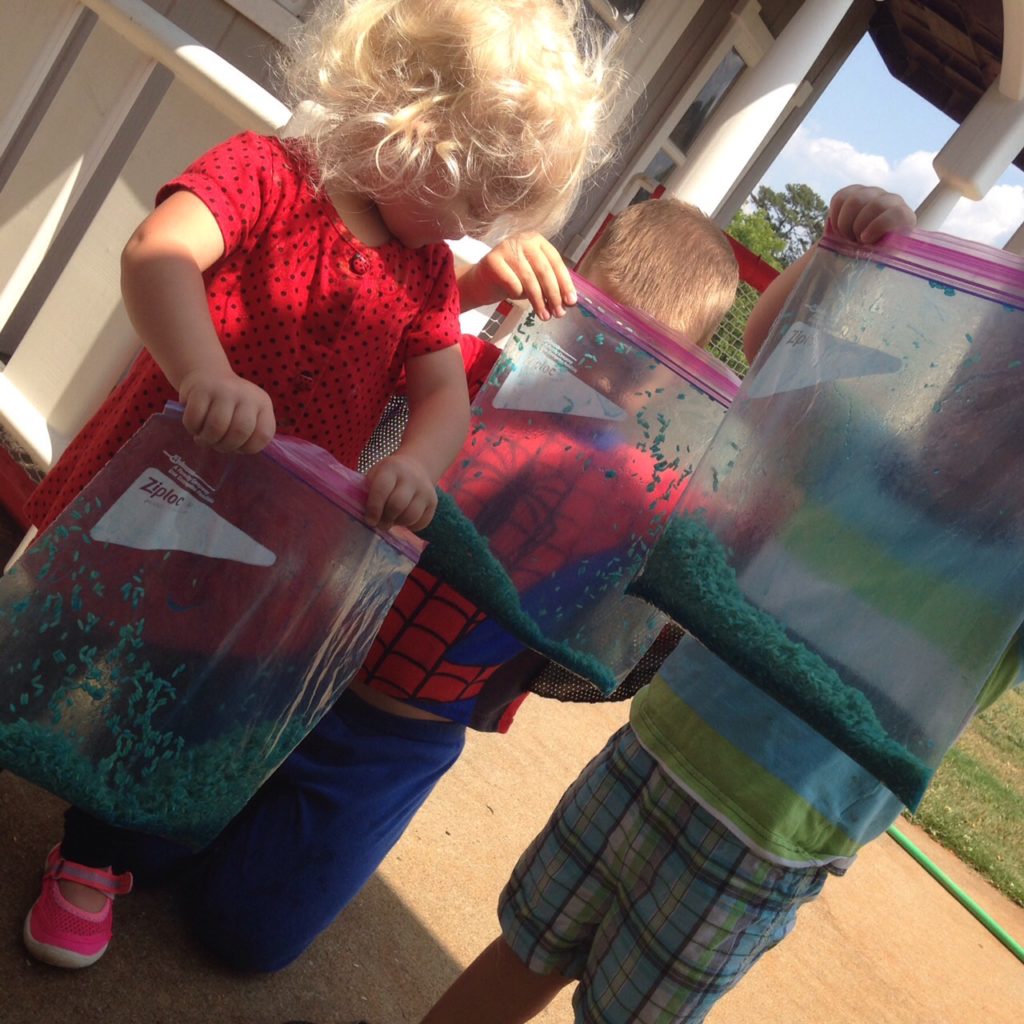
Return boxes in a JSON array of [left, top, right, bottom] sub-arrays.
[[0, 0, 286, 467]]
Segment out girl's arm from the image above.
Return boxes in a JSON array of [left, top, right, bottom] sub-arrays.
[[363, 344, 470, 531], [456, 230, 576, 320], [120, 190, 276, 452]]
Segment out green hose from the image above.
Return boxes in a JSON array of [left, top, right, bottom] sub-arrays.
[[886, 825, 1024, 964]]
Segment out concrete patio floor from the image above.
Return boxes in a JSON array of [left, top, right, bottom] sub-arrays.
[[2, 689, 1023, 1024]]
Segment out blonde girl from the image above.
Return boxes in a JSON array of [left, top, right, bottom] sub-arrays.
[[23, 0, 611, 971]]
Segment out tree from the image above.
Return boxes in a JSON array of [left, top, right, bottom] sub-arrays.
[[749, 183, 828, 265], [725, 207, 786, 270]]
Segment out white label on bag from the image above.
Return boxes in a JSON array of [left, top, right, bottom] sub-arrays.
[[89, 469, 276, 566], [745, 321, 903, 398], [492, 346, 626, 420]]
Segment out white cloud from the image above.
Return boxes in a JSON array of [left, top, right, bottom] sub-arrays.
[[944, 184, 1024, 247], [761, 126, 1024, 247], [800, 134, 897, 191]]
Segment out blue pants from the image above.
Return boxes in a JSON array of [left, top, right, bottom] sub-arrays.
[[62, 688, 466, 971]]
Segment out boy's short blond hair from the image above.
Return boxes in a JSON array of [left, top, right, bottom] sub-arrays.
[[281, 0, 613, 237], [579, 199, 739, 346]]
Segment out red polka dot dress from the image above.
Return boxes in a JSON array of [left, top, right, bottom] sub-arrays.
[[25, 132, 462, 532]]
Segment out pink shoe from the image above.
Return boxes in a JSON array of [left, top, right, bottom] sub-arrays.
[[23, 845, 133, 968]]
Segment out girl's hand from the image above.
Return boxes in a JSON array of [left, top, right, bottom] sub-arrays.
[[178, 368, 276, 453], [364, 454, 439, 532], [828, 185, 916, 244], [463, 231, 576, 319]]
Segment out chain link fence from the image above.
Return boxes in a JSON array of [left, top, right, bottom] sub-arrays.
[[707, 279, 758, 379]]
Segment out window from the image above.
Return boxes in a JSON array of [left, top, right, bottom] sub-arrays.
[[668, 48, 745, 155], [627, 48, 747, 209], [568, 1, 773, 261], [643, 150, 676, 186]]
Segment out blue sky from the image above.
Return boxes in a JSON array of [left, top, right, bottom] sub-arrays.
[[757, 36, 1024, 246]]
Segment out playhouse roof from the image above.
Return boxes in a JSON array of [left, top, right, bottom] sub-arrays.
[[868, 0, 1023, 169]]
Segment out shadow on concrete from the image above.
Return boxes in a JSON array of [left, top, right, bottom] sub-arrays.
[[1, 771, 464, 1024]]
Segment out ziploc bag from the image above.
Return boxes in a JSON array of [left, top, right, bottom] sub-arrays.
[[629, 227, 1024, 807], [430, 271, 739, 687], [0, 405, 424, 846]]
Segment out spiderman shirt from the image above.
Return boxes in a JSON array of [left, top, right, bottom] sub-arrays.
[[355, 404, 682, 731]]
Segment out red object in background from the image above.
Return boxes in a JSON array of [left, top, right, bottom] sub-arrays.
[[0, 445, 34, 530], [726, 234, 781, 292]]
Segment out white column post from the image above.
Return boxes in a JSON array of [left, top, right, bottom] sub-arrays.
[[664, 0, 858, 216], [1000, 0, 1024, 101], [914, 80, 1024, 233], [914, 183, 963, 231], [1003, 219, 1024, 256], [908, 3, 1024, 233], [932, 81, 1024, 202]]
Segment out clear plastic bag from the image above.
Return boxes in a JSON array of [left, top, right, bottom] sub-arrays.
[[433, 272, 739, 686], [0, 405, 424, 846], [630, 227, 1024, 807]]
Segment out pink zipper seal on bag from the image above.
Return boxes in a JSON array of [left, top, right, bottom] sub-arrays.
[[819, 225, 1024, 309], [159, 402, 425, 562], [570, 270, 742, 407]]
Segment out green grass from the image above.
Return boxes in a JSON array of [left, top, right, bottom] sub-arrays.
[[905, 687, 1024, 907]]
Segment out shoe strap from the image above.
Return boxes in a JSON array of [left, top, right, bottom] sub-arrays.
[[47, 856, 134, 897]]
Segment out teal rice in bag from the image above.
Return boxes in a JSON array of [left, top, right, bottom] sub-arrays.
[[0, 405, 424, 846], [630, 226, 1024, 808]]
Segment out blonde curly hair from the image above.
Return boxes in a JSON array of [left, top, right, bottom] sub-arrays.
[[279, 0, 614, 237]]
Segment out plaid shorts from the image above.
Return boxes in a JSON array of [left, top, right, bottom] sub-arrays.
[[499, 724, 832, 1024]]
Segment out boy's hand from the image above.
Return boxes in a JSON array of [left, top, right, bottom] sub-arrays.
[[744, 185, 916, 365], [364, 454, 439, 532], [178, 368, 276, 454], [828, 185, 916, 244], [471, 231, 576, 320]]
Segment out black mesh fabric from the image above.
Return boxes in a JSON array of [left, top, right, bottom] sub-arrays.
[[357, 396, 410, 472], [528, 622, 685, 703]]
